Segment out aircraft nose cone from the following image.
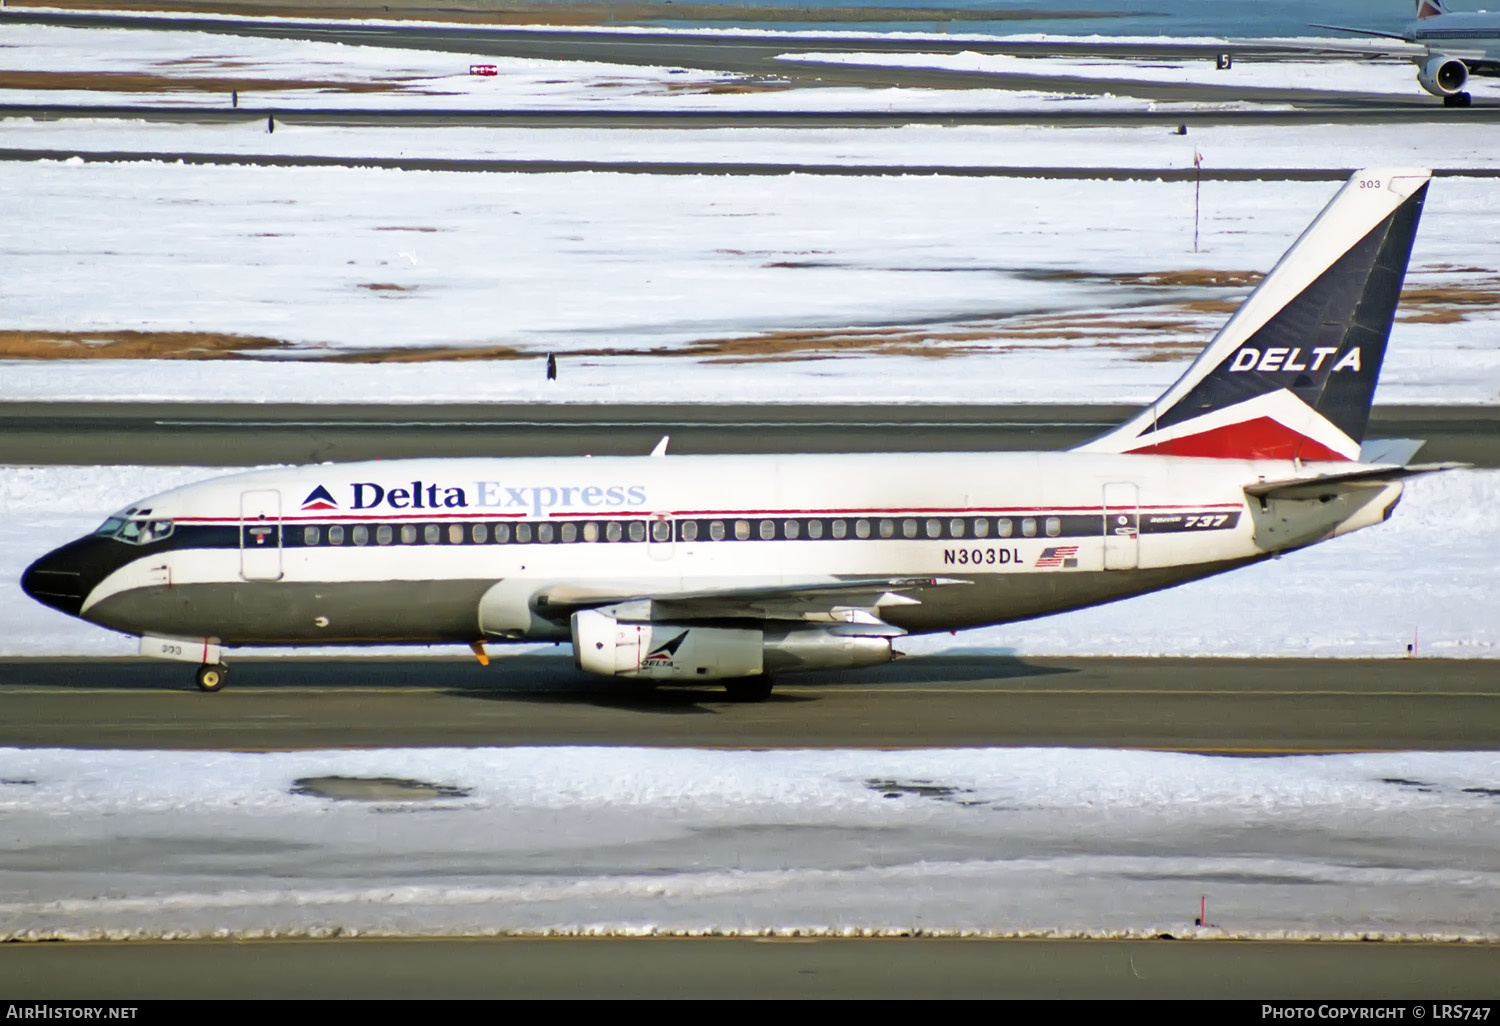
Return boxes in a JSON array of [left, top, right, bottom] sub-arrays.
[[21, 544, 90, 617]]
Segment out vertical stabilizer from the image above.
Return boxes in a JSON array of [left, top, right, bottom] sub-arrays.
[[1078, 168, 1430, 463]]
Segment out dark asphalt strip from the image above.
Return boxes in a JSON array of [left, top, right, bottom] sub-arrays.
[[7, 103, 1499, 127], [1, 403, 1493, 467], [2, 936, 1498, 999], [3, 654, 1499, 752], [6, 147, 1500, 180]]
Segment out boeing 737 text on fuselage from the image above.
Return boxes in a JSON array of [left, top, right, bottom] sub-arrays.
[[22, 168, 1458, 700]]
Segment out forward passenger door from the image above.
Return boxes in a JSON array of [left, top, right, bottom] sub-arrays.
[[239, 489, 283, 582]]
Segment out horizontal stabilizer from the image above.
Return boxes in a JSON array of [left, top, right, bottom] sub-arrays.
[[1358, 438, 1426, 466], [1246, 461, 1464, 500]]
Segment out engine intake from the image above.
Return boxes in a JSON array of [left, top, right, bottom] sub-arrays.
[[1418, 55, 1468, 97]]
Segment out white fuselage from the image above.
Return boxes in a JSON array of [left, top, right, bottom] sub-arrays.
[[68, 450, 1401, 649], [1410, 10, 1500, 61]]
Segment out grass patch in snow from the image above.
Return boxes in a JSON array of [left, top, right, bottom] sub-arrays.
[[0, 69, 422, 95], [4, 267, 1493, 364], [0, 329, 291, 360]]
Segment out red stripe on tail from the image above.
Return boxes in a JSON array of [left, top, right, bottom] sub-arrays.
[[1122, 417, 1351, 462]]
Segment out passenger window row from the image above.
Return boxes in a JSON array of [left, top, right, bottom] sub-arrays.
[[284, 515, 1072, 548]]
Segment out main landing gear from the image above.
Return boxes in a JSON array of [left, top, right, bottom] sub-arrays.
[[723, 673, 775, 703], [195, 663, 230, 692], [1444, 92, 1472, 108]]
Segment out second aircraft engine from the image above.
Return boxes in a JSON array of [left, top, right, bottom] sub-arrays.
[[1418, 54, 1468, 97]]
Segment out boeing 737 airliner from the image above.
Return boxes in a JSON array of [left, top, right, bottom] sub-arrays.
[[22, 168, 1456, 700]]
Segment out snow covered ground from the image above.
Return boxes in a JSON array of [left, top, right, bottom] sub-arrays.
[[1, 745, 1496, 940], [4, 161, 1498, 405], [4, 464, 1496, 659], [3, 21, 1497, 404], [0, 22, 730, 111], [10, 117, 1500, 171], [5, 21, 1449, 112], [0, 22, 1158, 112]]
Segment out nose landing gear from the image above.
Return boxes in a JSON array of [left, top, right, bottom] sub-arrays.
[[138, 635, 228, 692], [195, 663, 230, 692]]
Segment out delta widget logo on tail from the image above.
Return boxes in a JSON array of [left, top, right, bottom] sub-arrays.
[[300, 486, 339, 511]]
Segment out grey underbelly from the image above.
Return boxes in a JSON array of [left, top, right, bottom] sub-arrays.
[[87, 579, 500, 645], [884, 557, 1262, 634], [84, 559, 1259, 646]]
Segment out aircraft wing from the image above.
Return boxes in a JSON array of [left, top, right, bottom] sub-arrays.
[[1292, 29, 1427, 60], [538, 576, 973, 634], [1309, 23, 1412, 42]]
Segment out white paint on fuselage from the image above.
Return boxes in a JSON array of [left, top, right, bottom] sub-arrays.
[[77, 451, 1389, 637], [1410, 11, 1500, 62]]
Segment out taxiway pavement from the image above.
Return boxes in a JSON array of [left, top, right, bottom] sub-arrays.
[[1, 654, 1494, 752], [2, 402, 1495, 466], [8, 146, 1500, 179], [10, 104, 1499, 128], [3, 936, 1498, 999]]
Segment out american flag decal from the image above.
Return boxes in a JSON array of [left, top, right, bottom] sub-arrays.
[[1035, 546, 1079, 569]]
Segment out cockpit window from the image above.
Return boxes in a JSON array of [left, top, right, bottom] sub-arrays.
[[96, 516, 174, 545], [94, 517, 127, 537]]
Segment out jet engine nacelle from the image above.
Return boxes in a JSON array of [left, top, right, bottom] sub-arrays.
[[1418, 54, 1468, 97], [762, 627, 893, 674], [570, 609, 893, 680], [572, 608, 763, 680]]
